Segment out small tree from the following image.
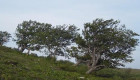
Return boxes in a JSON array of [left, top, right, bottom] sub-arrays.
[[0, 31, 11, 46], [71, 18, 139, 74]]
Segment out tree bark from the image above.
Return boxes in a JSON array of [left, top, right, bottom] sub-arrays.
[[86, 65, 105, 74], [86, 47, 100, 74], [86, 65, 96, 74]]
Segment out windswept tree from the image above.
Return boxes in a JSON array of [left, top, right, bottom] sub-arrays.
[[15, 20, 79, 57], [0, 31, 11, 46], [38, 25, 79, 57], [15, 20, 48, 53], [70, 18, 139, 74]]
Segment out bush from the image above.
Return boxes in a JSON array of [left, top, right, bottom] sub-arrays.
[[120, 68, 132, 80], [95, 68, 120, 78], [59, 65, 76, 72], [46, 56, 56, 62], [95, 68, 136, 80], [112, 75, 122, 80]]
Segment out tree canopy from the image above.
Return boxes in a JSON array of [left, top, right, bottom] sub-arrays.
[[0, 31, 11, 46], [15, 20, 44, 53], [38, 25, 79, 57], [70, 18, 139, 74], [14, 19, 139, 74], [15, 20, 79, 57]]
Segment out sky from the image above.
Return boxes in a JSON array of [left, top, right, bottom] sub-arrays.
[[0, 0, 140, 69]]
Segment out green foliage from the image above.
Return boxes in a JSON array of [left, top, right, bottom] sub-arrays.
[[120, 68, 132, 80], [0, 46, 140, 80], [96, 68, 121, 77], [46, 56, 57, 62], [1, 18, 140, 78], [0, 31, 11, 46], [112, 76, 122, 80], [15, 20, 47, 52], [39, 25, 79, 57], [15, 20, 79, 57], [96, 68, 140, 80], [72, 18, 139, 74]]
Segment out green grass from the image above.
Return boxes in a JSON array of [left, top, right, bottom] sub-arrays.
[[0, 46, 140, 80]]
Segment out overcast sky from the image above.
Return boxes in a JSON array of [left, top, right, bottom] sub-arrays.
[[0, 0, 140, 69]]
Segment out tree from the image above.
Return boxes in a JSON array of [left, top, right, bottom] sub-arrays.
[[71, 18, 139, 74], [15, 20, 79, 57], [15, 20, 48, 53], [38, 25, 79, 57], [0, 31, 11, 46]]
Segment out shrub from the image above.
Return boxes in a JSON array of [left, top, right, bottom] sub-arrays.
[[95, 68, 120, 78], [120, 68, 132, 80], [46, 56, 56, 62], [112, 75, 122, 80]]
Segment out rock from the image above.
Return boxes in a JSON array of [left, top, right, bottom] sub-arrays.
[[79, 77, 85, 79]]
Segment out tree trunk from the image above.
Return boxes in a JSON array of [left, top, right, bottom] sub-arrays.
[[53, 50, 57, 58], [86, 58, 96, 74], [86, 47, 100, 74], [73, 60, 81, 66], [20, 46, 25, 52], [87, 60, 92, 69], [48, 51, 54, 58], [27, 48, 30, 55], [20, 47, 25, 52], [86, 65, 105, 74], [86, 66, 96, 74], [18, 46, 20, 51], [20, 45, 26, 52], [48, 49, 56, 59]]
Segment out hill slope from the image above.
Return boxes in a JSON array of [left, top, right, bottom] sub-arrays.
[[0, 46, 140, 80]]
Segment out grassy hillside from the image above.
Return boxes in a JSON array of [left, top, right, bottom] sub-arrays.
[[0, 46, 140, 80]]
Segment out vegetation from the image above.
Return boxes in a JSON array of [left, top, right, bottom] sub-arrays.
[[70, 19, 139, 74], [15, 20, 48, 53], [38, 25, 79, 57], [15, 20, 79, 57], [0, 31, 11, 46], [0, 46, 140, 80], [0, 18, 139, 79]]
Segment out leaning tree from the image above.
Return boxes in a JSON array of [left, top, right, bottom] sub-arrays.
[[0, 31, 11, 46], [15, 20, 48, 53], [15, 20, 79, 57], [38, 25, 79, 58], [70, 18, 139, 74]]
